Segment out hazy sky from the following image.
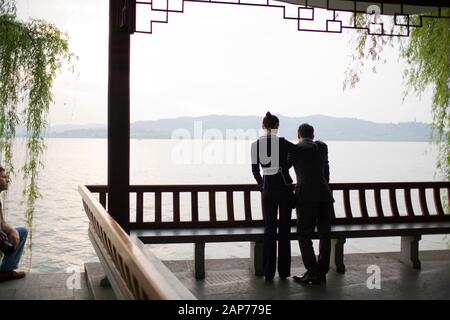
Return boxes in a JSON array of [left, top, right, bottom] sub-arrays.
[[15, 0, 434, 125]]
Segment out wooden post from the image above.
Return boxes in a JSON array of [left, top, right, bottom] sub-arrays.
[[330, 238, 346, 274], [194, 242, 206, 280], [250, 241, 264, 276], [107, 0, 135, 232], [400, 235, 421, 269]]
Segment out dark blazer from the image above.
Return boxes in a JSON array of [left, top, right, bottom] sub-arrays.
[[289, 139, 334, 204], [251, 135, 316, 191]]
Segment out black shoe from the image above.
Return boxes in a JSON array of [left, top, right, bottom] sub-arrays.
[[279, 275, 290, 280], [293, 272, 326, 285], [265, 275, 274, 282], [0, 270, 26, 283], [292, 271, 312, 282]]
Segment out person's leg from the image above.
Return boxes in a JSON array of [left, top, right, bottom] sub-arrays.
[[262, 191, 278, 280], [316, 203, 332, 276], [0, 227, 28, 272], [277, 190, 292, 278], [297, 203, 318, 273]]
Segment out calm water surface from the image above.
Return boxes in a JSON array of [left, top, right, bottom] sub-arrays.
[[2, 139, 447, 273]]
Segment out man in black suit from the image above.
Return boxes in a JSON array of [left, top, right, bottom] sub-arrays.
[[288, 123, 334, 284]]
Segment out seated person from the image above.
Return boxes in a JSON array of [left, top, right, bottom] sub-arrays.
[[0, 166, 27, 282]]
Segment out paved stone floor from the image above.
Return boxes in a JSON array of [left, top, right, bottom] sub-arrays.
[[0, 272, 91, 300], [164, 250, 450, 300], [1, 250, 449, 300]]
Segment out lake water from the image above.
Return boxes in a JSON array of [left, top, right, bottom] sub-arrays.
[[2, 138, 448, 273]]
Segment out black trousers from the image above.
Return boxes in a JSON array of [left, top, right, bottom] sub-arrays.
[[262, 188, 292, 278], [296, 202, 333, 276]]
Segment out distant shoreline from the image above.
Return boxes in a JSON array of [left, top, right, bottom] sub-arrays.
[[16, 114, 433, 142], [35, 137, 432, 143]]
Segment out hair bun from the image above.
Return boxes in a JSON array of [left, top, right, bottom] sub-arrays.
[[266, 111, 272, 116]]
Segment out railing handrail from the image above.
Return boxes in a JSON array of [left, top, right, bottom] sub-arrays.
[[79, 185, 196, 300], [86, 181, 450, 227], [87, 181, 450, 192]]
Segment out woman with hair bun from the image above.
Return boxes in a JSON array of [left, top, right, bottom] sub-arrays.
[[251, 112, 314, 281]]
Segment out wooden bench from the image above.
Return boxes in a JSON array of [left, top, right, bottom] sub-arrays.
[[79, 185, 196, 299], [87, 182, 450, 280]]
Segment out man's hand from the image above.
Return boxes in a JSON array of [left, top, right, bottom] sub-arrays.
[[4, 225, 20, 248]]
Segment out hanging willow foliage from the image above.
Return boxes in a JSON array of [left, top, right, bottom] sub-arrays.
[[343, 10, 450, 180], [0, 0, 74, 234]]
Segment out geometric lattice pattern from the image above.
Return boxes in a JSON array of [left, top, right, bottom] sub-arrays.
[[134, 0, 450, 36]]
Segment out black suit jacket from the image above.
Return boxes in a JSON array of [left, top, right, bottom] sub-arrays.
[[251, 135, 316, 191], [289, 139, 334, 204]]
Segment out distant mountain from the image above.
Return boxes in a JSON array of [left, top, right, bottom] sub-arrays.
[[42, 115, 432, 142], [16, 123, 106, 137]]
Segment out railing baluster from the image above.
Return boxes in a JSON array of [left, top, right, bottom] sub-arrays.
[[227, 191, 235, 221], [448, 188, 450, 209], [374, 189, 384, 217], [358, 189, 369, 218], [389, 188, 400, 217], [343, 189, 353, 218], [244, 191, 252, 221], [404, 188, 415, 217], [173, 192, 180, 222], [100, 192, 107, 209], [191, 191, 199, 222], [136, 192, 143, 223], [419, 188, 430, 216], [208, 191, 216, 222], [155, 192, 162, 222], [433, 187, 445, 216], [260, 192, 265, 220]]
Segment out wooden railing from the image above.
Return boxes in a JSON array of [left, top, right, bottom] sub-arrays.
[[86, 181, 450, 229], [79, 185, 196, 300]]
